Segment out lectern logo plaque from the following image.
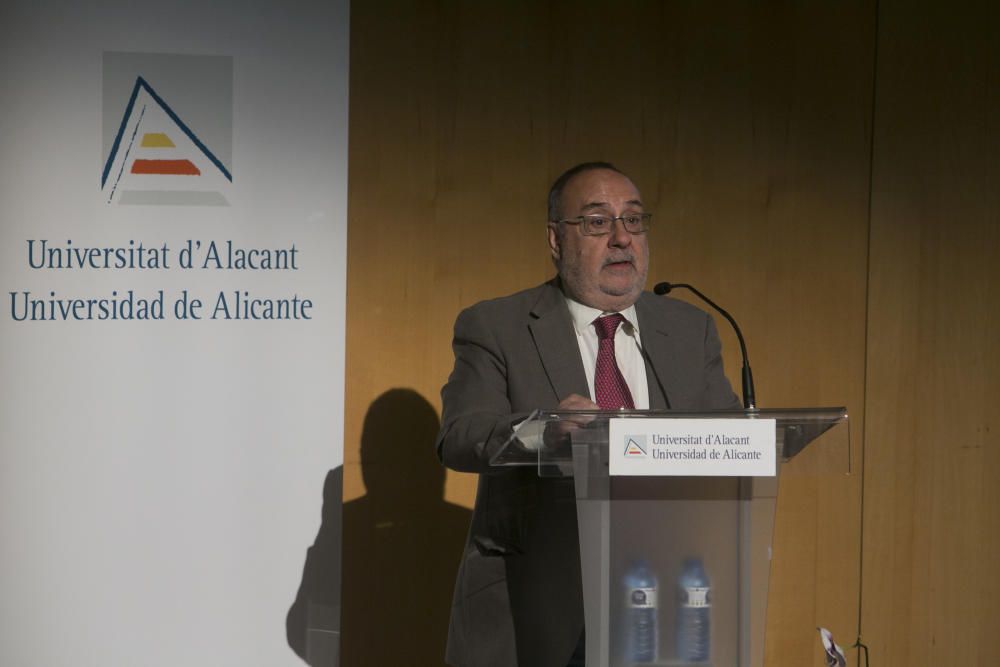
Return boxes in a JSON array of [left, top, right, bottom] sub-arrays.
[[610, 418, 777, 476]]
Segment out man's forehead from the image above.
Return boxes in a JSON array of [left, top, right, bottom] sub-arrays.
[[564, 169, 643, 209], [580, 198, 644, 212]]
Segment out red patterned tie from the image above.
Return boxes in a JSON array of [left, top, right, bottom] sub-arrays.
[[593, 314, 635, 410]]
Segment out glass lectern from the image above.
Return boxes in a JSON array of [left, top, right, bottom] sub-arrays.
[[491, 408, 853, 667]]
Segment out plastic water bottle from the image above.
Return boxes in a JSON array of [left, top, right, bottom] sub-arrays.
[[676, 557, 710, 662], [623, 561, 658, 662]]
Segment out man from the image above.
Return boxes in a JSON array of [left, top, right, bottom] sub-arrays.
[[436, 163, 740, 667]]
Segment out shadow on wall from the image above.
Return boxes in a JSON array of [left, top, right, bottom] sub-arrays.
[[287, 388, 471, 666], [287, 466, 344, 665]]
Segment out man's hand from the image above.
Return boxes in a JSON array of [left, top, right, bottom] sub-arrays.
[[557, 393, 600, 411], [542, 393, 601, 450]]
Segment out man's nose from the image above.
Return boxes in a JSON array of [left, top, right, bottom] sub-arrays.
[[608, 218, 633, 247]]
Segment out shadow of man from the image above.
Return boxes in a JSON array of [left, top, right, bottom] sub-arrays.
[[287, 388, 471, 666]]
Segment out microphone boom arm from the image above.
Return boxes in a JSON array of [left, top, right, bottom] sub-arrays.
[[653, 281, 756, 410]]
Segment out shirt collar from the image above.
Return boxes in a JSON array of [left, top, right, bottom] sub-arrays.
[[564, 296, 640, 338]]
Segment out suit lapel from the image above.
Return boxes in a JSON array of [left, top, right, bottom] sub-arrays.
[[528, 281, 590, 402], [635, 293, 681, 410]]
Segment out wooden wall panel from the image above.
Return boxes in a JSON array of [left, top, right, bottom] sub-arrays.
[[343, 4, 553, 664], [862, 3, 1000, 666], [344, 2, 872, 665]]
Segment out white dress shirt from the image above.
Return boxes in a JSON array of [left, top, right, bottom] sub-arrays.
[[564, 297, 650, 409]]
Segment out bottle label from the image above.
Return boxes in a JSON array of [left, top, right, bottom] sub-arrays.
[[682, 586, 710, 607], [627, 587, 657, 608]]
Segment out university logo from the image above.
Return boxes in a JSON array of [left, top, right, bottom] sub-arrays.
[[624, 435, 647, 457], [101, 52, 233, 206]]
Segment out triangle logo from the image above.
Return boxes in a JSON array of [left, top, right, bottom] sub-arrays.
[[102, 77, 231, 206], [624, 437, 647, 457]]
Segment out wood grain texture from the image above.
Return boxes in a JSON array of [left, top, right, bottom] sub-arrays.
[[862, 2, 1000, 666]]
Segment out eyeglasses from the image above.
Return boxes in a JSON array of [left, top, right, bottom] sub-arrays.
[[554, 213, 651, 236]]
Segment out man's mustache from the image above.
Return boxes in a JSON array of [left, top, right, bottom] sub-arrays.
[[602, 254, 635, 266]]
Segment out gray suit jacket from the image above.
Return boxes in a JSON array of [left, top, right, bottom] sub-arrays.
[[436, 279, 740, 667]]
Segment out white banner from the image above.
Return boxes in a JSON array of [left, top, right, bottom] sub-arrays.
[[0, 2, 349, 665]]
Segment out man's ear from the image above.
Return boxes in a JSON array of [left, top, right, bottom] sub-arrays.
[[547, 223, 561, 260]]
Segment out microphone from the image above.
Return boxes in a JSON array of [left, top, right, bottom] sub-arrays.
[[653, 282, 756, 410]]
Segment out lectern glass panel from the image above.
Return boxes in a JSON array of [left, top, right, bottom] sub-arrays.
[[492, 408, 853, 667]]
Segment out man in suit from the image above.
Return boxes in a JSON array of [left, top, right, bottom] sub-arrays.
[[436, 162, 740, 667]]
